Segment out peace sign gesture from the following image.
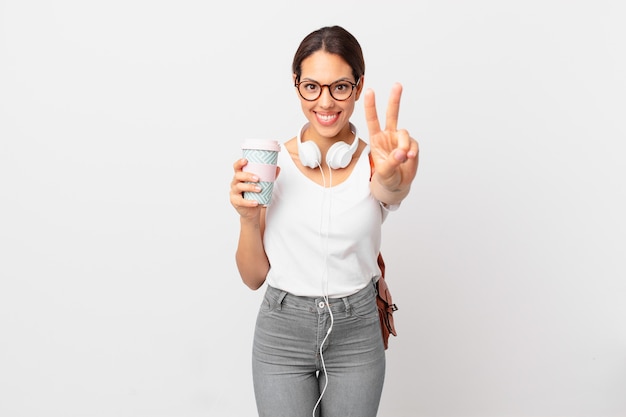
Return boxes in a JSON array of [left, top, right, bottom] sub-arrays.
[[364, 82, 419, 205]]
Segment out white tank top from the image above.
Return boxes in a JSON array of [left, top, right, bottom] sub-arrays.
[[263, 142, 386, 297]]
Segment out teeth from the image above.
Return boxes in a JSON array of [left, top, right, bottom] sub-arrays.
[[318, 114, 337, 121]]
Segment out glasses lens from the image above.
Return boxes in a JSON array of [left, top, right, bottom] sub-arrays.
[[329, 81, 354, 100], [298, 82, 321, 101]]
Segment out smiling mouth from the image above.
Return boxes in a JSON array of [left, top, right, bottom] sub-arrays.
[[315, 113, 339, 124]]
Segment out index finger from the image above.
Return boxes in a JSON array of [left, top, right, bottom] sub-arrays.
[[364, 88, 382, 136], [385, 83, 403, 132]]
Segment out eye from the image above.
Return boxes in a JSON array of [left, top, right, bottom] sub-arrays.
[[333, 82, 352, 93], [301, 82, 320, 92]]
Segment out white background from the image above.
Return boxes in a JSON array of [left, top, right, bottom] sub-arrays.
[[1, 1, 625, 416]]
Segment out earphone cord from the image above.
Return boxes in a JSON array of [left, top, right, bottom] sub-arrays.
[[312, 164, 334, 417]]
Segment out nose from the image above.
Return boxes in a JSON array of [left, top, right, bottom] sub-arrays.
[[318, 85, 335, 107]]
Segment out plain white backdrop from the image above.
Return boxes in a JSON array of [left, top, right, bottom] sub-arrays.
[[1, 1, 625, 416]]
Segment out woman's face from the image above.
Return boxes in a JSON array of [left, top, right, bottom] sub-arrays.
[[294, 51, 363, 140]]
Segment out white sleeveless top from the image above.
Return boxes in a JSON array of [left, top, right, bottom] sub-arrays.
[[263, 141, 387, 297]]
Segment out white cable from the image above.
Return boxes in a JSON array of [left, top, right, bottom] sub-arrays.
[[312, 163, 334, 417]]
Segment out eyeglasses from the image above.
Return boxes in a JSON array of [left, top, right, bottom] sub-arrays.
[[295, 79, 359, 101]]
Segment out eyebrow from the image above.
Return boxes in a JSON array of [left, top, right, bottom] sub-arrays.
[[300, 76, 355, 84]]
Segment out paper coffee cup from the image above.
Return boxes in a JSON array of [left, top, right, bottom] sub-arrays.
[[241, 139, 280, 206]]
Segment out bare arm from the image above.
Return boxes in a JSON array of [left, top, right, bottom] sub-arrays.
[[230, 158, 274, 290]]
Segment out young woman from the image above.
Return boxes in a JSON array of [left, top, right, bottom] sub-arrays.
[[229, 25, 419, 417]]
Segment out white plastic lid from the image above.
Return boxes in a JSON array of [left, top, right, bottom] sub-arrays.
[[241, 139, 281, 152]]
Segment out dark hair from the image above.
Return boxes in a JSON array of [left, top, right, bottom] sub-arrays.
[[292, 26, 365, 84]]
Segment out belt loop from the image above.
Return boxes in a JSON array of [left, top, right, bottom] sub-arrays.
[[276, 291, 287, 311], [342, 296, 351, 317], [372, 278, 379, 296]]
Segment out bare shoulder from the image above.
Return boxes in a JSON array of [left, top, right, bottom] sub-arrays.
[[354, 138, 368, 159], [283, 137, 298, 155]]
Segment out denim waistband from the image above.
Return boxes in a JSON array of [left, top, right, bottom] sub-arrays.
[[264, 281, 376, 315]]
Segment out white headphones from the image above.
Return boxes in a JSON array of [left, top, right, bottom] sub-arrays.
[[297, 122, 359, 169]]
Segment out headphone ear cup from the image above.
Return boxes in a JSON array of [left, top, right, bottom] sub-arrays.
[[298, 140, 322, 168], [326, 141, 352, 169]]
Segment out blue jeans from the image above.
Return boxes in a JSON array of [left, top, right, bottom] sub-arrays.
[[252, 283, 386, 417]]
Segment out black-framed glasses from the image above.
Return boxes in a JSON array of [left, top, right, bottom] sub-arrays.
[[295, 79, 359, 101]]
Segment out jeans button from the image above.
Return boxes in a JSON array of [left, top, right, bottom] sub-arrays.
[[318, 301, 325, 308]]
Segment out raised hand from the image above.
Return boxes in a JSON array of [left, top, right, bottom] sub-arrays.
[[364, 83, 419, 198]]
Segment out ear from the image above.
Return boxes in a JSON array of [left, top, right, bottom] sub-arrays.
[[354, 75, 365, 101], [293, 73, 300, 97]]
